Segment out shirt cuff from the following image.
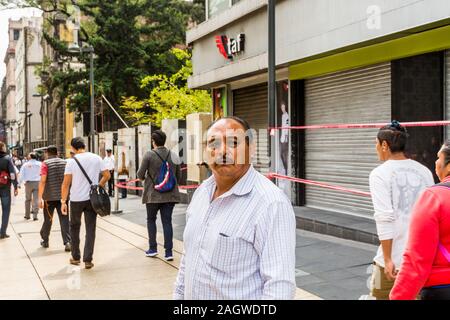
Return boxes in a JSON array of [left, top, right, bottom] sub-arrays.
[[376, 221, 395, 240]]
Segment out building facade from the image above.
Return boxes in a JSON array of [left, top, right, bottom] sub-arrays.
[[3, 19, 23, 151], [187, 0, 450, 219], [13, 17, 45, 155]]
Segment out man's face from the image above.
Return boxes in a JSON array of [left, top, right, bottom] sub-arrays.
[[206, 119, 253, 178], [435, 147, 449, 181], [107, 151, 112, 156]]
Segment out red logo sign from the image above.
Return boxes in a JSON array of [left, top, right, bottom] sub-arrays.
[[215, 34, 245, 61]]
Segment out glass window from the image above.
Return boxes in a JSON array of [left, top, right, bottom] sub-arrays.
[[208, 0, 230, 19], [13, 30, 20, 40]]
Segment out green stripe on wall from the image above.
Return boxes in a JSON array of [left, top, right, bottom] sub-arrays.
[[289, 25, 450, 80]]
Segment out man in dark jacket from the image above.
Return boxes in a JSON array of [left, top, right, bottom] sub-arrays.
[[137, 130, 181, 261], [0, 142, 19, 239], [38, 145, 71, 251]]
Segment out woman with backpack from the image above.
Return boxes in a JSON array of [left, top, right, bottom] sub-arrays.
[[390, 140, 450, 300]]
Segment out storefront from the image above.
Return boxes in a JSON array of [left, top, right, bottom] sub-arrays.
[[187, 0, 450, 218]]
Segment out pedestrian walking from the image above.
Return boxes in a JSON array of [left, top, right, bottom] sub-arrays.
[[38, 145, 71, 252], [173, 117, 296, 300], [368, 120, 434, 300], [103, 149, 115, 197], [137, 130, 181, 261], [19, 152, 42, 221], [0, 142, 19, 239], [13, 155, 22, 171], [390, 140, 450, 300], [61, 137, 110, 269]]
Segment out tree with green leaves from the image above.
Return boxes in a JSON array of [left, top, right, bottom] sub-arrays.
[[121, 48, 211, 127], [23, 0, 205, 119]]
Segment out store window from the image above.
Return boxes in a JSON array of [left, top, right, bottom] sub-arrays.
[[212, 87, 227, 120]]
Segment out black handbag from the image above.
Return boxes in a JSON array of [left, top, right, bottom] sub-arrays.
[[73, 155, 111, 217]]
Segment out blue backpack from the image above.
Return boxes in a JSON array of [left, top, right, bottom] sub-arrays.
[[150, 150, 177, 193]]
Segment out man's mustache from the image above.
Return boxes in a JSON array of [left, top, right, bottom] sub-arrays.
[[214, 155, 235, 165]]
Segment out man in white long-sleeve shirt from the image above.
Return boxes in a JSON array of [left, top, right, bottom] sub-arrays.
[[174, 116, 296, 300], [369, 121, 434, 299]]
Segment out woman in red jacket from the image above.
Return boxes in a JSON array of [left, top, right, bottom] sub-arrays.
[[390, 140, 450, 300]]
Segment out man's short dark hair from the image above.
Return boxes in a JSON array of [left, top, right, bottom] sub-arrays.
[[377, 120, 409, 153], [71, 137, 86, 150], [207, 116, 254, 144], [152, 130, 167, 147], [46, 145, 58, 156], [106, 149, 112, 153], [29, 152, 37, 160]]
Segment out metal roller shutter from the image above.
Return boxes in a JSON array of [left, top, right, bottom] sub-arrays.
[[233, 83, 270, 174], [304, 63, 391, 217], [446, 50, 450, 139]]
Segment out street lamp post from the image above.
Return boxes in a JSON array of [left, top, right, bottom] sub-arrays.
[[68, 44, 95, 153]]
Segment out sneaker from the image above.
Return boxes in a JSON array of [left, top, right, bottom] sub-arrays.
[[70, 258, 80, 266], [145, 249, 158, 257], [64, 242, 71, 252], [33, 217, 38, 221], [40, 240, 49, 248], [85, 262, 94, 269], [0, 234, 10, 239], [164, 255, 174, 261], [24, 216, 30, 220]]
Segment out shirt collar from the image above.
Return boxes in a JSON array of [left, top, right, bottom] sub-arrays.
[[207, 165, 257, 199]]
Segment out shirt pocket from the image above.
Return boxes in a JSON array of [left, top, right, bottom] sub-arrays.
[[209, 235, 253, 273]]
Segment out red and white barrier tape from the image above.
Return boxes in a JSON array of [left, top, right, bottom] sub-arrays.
[[115, 178, 199, 191], [268, 173, 371, 197], [269, 120, 450, 133], [115, 174, 371, 197]]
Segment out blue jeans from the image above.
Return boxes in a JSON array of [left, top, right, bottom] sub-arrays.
[[0, 187, 12, 236], [146, 203, 175, 253]]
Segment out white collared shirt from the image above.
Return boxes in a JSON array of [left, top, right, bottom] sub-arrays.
[[103, 155, 115, 171], [174, 166, 296, 300]]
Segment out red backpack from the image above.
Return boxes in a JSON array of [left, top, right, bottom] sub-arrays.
[[0, 156, 11, 186]]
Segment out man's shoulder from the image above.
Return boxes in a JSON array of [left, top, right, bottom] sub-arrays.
[[370, 162, 391, 179], [252, 172, 291, 205]]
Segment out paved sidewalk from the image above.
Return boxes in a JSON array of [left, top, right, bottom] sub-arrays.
[[0, 192, 319, 300]]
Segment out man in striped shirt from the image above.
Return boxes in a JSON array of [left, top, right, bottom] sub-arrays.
[[38, 146, 71, 252], [174, 116, 296, 300]]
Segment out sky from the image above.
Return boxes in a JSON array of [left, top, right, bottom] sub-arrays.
[[0, 6, 42, 81]]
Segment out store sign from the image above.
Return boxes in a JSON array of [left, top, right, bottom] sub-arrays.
[[215, 33, 245, 60]]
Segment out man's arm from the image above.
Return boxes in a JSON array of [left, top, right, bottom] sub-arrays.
[[137, 152, 149, 181], [38, 175, 47, 209], [255, 201, 296, 300], [99, 170, 110, 188], [61, 174, 72, 215], [173, 250, 186, 300], [369, 172, 396, 279]]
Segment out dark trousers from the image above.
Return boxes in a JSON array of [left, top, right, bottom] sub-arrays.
[[70, 200, 97, 262], [146, 203, 175, 253], [280, 142, 289, 173], [40, 200, 71, 245], [421, 286, 450, 300], [0, 187, 11, 236], [108, 171, 114, 196], [119, 179, 127, 198]]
